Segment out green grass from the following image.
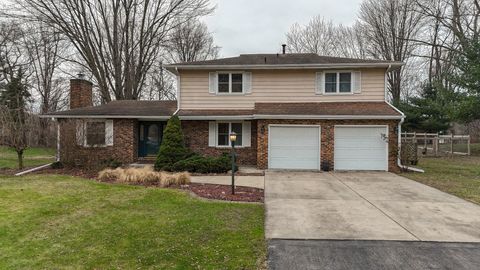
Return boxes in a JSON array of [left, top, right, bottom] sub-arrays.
[[401, 156, 480, 204], [0, 175, 265, 269], [0, 146, 55, 169]]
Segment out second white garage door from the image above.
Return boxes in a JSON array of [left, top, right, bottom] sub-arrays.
[[269, 126, 320, 170], [334, 126, 388, 171]]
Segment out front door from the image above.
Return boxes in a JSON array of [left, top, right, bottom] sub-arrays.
[[138, 122, 164, 157]]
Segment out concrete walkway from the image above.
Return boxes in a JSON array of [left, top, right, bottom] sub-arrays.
[[265, 171, 480, 242], [190, 175, 264, 189]]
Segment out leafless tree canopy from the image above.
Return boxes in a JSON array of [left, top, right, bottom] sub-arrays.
[[359, 0, 423, 105], [166, 19, 219, 63], [15, 0, 213, 102]]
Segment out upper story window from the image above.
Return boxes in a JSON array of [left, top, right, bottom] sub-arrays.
[[325, 72, 352, 94], [218, 73, 243, 94], [209, 72, 252, 95]]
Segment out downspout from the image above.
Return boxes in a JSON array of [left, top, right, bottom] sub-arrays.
[[173, 67, 180, 115]]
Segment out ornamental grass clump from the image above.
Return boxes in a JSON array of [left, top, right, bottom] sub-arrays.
[[98, 167, 190, 187]]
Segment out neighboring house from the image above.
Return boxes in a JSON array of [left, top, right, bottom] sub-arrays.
[[44, 52, 405, 171]]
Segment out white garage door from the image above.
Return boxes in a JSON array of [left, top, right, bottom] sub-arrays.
[[334, 126, 388, 171], [269, 126, 320, 170]]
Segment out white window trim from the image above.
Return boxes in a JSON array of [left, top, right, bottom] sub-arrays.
[[324, 70, 354, 95], [81, 119, 109, 148], [216, 71, 245, 95], [215, 121, 244, 148]]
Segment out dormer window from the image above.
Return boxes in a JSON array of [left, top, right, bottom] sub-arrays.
[[218, 73, 243, 93]]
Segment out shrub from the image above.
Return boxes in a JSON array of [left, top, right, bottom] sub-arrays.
[[155, 115, 190, 171], [98, 167, 191, 187], [171, 153, 235, 174]]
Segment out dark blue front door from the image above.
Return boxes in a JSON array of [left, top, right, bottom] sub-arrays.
[[138, 122, 164, 157]]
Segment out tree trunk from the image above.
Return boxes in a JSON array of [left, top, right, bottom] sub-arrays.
[[17, 150, 24, 170]]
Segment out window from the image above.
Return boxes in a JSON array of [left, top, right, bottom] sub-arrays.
[[217, 73, 243, 94], [217, 122, 243, 146], [325, 72, 352, 94], [86, 122, 106, 146]]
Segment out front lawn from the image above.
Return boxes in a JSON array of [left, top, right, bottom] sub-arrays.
[[0, 146, 55, 169], [401, 156, 480, 204], [0, 175, 265, 269]]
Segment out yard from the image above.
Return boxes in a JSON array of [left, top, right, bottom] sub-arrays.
[[0, 146, 55, 169], [0, 174, 265, 269], [401, 155, 480, 204]]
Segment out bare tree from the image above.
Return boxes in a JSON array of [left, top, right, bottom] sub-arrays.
[[286, 16, 369, 59], [359, 0, 423, 105], [166, 19, 219, 63], [286, 16, 337, 55], [14, 0, 213, 102], [143, 60, 176, 100]]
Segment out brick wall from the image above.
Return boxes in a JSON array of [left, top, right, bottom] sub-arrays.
[[70, 79, 93, 109], [59, 118, 138, 166], [182, 120, 257, 165], [256, 119, 400, 172]]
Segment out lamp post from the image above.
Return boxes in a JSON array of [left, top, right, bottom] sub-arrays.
[[229, 132, 237, 195]]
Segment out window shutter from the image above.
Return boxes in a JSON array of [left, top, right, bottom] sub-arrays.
[[208, 121, 216, 147], [353, 71, 362, 94], [242, 121, 251, 147], [105, 120, 114, 146], [209, 72, 217, 94], [75, 120, 84, 146], [315, 72, 324, 94], [243, 72, 252, 94]]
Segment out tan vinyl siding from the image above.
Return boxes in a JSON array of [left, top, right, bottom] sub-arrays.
[[179, 69, 386, 109]]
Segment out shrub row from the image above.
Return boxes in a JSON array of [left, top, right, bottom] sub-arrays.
[[170, 153, 234, 174]]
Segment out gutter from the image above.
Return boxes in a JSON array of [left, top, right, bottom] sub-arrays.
[[173, 67, 180, 115], [165, 62, 405, 72], [177, 114, 404, 121]]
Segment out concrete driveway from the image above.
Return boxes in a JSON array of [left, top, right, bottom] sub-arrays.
[[265, 171, 480, 242]]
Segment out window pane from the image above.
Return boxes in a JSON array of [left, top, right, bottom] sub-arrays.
[[231, 123, 242, 146], [218, 123, 229, 134], [231, 74, 243, 93], [339, 73, 351, 93], [325, 73, 337, 93], [218, 74, 229, 93], [217, 123, 229, 146], [86, 122, 106, 146], [218, 134, 228, 146]]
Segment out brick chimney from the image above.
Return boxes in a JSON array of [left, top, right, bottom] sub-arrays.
[[70, 74, 93, 109]]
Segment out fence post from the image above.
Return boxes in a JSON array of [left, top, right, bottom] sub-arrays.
[[467, 135, 471, 156], [424, 133, 427, 154], [450, 133, 454, 158], [434, 133, 438, 157]]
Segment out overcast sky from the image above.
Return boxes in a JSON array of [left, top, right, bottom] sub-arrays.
[[203, 0, 363, 57]]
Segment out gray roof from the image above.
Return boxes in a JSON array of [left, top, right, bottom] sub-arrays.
[[45, 100, 177, 118], [166, 53, 403, 71]]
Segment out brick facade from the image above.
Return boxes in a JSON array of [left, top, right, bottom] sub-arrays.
[[182, 120, 258, 166], [59, 118, 138, 166], [69, 79, 93, 109], [256, 119, 400, 172]]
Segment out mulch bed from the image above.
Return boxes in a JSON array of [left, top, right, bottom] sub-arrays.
[[181, 183, 264, 203], [34, 167, 99, 179]]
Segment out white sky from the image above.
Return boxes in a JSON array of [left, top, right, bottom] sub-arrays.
[[204, 0, 363, 57]]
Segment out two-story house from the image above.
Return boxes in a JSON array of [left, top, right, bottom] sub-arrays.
[[46, 52, 405, 171]]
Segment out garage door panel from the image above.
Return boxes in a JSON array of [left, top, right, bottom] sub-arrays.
[[335, 126, 388, 171], [335, 148, 386, 158], [269, 126, 320, 170]]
